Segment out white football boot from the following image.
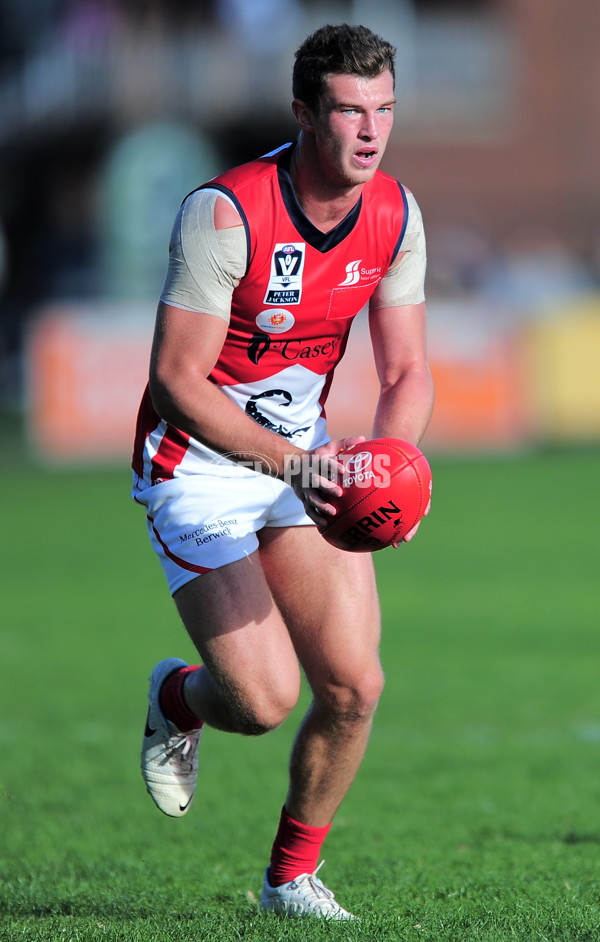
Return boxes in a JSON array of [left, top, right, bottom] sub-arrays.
[[260, 862, 355, 920], [141, 658, 202, 817]]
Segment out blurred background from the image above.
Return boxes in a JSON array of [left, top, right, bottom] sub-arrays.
[[0, 0, 599, 463]]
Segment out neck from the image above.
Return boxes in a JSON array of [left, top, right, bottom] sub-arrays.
[[289, 136, 363, 233]]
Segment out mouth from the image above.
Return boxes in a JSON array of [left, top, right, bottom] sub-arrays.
[[353, 148, 378, 168]]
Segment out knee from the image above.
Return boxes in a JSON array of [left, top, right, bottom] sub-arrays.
[[234, 685, 300, 737], [348, 666, 385, 719], [316, 665, 385, 724]]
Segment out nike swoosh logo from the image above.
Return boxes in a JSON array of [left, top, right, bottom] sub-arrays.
[[179, 796, 193, 813]]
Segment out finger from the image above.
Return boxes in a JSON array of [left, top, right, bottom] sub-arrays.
[[397, 519, 421, 545], [315, 470, 343, 497], [309, 488, 339, 516], [304, 456, 344, 494], [304, 494, 335, 527], [328, 435, 366, 454], [314, 436, 366, 466]]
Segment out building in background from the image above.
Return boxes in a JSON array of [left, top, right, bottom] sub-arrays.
[[1, 0, 599, 456]]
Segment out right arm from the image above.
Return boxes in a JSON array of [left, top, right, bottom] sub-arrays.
[[150, 192, 349, 517], [150, 299, 306, 479]]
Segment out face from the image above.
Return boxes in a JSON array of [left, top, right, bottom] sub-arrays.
[[307, 70, 396, 189]]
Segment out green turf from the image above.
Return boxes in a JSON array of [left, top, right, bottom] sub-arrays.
[[1, 446, 599, 940]]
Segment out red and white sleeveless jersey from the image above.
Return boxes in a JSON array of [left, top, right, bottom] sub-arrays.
[[132, 144, 409, 485]]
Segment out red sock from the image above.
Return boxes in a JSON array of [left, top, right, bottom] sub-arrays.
[[159, 665, 204, 732], [268, 806, 331, 886]]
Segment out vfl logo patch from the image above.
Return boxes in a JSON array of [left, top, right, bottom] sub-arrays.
[[255, 309, 295, 334], [338, 260, 362, 287], [264, 243, 305, 305]]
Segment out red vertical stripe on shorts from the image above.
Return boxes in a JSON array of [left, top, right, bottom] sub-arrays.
[[132, 384, 191, 483], [147, 513, 212, 576], [132, 384, 158, 478], [150, 424, 191, 484]]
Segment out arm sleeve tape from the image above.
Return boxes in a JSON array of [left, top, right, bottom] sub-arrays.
[[370, 189, 427, 310], [160, 188, 247, 323]]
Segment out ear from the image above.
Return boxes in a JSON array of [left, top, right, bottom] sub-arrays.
[[291, 99, 316, 133]]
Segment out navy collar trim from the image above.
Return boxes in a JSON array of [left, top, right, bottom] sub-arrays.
[[277, 145, 362, 254]]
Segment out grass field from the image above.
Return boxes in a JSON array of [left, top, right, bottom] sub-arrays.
[[1, 444, 599, 940]]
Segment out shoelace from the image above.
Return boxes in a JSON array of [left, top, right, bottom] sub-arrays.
[[163, 731, 200, 771], [295, 862, 339, 911]]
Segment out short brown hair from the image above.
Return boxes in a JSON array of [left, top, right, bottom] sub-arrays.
[[293, 24, 396, 112]]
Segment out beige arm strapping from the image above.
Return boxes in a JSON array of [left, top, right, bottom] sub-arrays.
[[370, 189, 427, 310], [160, 188, 247, 322]]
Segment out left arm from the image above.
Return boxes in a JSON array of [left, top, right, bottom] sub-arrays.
[[369, 187, 434, 444], [368, 187, 434, 544], [369, 299, 434, 445], [369, 299, 434, 543]]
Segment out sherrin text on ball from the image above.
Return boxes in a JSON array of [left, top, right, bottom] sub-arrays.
[[321, 438, 432, 552]]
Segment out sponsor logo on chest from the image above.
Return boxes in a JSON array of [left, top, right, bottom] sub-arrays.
[[255, 308, 295, 333], [337, 259, 383, 287], [248, 332, 339, 365], [264, 243, 306, 305], [263, 243, 382, 307]]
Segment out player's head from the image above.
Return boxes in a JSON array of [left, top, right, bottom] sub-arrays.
[[293, 24, 396, 114]]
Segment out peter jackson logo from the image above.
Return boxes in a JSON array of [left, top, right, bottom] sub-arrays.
[[264, 243, 305, 304]]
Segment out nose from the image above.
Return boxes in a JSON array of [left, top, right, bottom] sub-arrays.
[[359, 111, 378, 140]]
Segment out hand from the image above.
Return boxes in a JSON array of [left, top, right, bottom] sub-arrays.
[[287, 436, 366, 528], [393, 496, 431, 547]]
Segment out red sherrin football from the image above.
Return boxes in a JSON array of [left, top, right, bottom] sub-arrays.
[[321, 438, 432, 553]]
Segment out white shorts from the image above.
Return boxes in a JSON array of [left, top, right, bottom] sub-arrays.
[[132, 466, 313, 595]]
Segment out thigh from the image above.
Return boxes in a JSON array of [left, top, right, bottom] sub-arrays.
[[133, 470, 277, 595], [258, 526, 382, 693], [173, 552, 302, 715]]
